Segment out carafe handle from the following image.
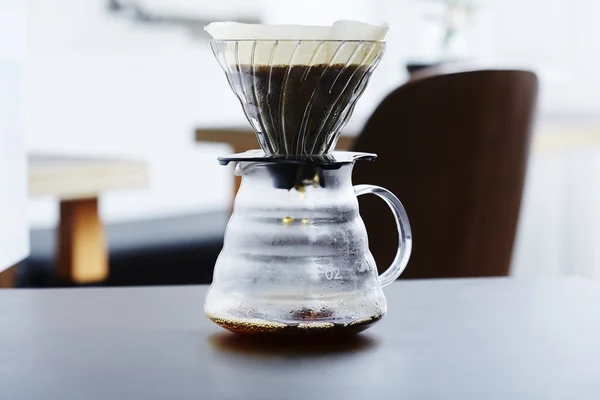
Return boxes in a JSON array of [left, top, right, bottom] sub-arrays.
[[354, 185, 413, 287]]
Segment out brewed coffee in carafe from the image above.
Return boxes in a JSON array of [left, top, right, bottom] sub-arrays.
[[204, 21, 412, 336]]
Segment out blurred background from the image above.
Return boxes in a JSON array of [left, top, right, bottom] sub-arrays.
[[2, 0, 600, 287]]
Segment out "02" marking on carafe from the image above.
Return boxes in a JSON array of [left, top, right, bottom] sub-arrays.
[[317, 266, 342, 280]]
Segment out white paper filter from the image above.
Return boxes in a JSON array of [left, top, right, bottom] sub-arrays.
[[205, 20, 388, 67]]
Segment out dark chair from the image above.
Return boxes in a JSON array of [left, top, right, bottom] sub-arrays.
[[352, 68, 538, 279]]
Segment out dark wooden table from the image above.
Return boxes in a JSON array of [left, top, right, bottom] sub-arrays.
[[1, 278, 600, 399]]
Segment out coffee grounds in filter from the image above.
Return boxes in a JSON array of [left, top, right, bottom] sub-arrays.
[[228, 63, 371, 156]]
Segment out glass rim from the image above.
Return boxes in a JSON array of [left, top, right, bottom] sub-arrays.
[[209, 39, 385, 44]]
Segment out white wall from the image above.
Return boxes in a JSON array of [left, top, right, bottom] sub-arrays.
[[0, 0, 28, 269], [487, 0, 600, 114], [511, 147, 600, 281], [26, 0, 238, 227]]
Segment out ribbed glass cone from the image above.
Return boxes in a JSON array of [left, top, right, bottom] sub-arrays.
[[210, 39, 386, 157]]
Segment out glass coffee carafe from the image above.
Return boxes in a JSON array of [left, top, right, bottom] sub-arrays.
[[204, 34, 412, 336]]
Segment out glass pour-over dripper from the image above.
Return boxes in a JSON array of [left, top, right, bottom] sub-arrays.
[[207, 22, 387, 157]]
